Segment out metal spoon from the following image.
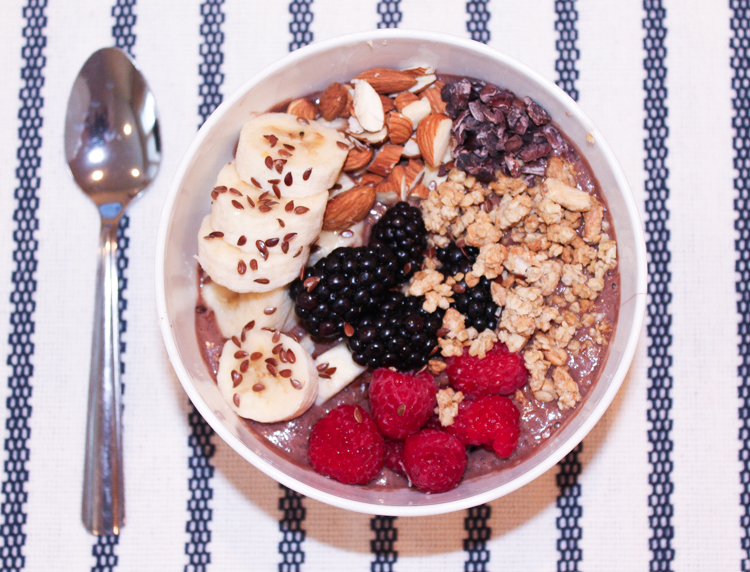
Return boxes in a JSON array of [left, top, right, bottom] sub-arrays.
[[65, 47, 161, 535]]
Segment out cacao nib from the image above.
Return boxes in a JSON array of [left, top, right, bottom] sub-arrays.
[[518, 142, 552, 162], [505, 135, 523, 153], [442, 79, 472, 115], [504, 155, 521, 178], [456, 153, 500, 183], [525, 96, 551, 125], [520, 160, 547, 176], [542, 124, 564, 149]]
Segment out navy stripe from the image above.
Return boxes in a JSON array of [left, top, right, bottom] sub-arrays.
[[461, 5, 492, 570], [466, 0, 490, 43], [276, 7, 314, 569], [377, 0, 402, 28], [731, 2, 750, 569], [184, 3, 225, 571], [0, 2, 47, 570], [91, 2, 138, 568], [370, 515, 397, 572], [642, 2, 675, 569], [552, 2, 583, 571]]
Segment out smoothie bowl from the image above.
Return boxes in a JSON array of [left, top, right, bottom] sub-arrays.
[[156, 30, 646, 516]]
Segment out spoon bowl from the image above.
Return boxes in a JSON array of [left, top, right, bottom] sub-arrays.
[[65, 46, 160, 535]]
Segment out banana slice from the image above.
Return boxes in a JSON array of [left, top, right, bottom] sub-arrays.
[[235, 112, 350, 199], [217, 328, 318, 423], [198, 216, 309, 293], [308, 220, 365, 265], [210, 162, 327, 253], [314, 344, 367, 406], [201, 280, 295, 338]]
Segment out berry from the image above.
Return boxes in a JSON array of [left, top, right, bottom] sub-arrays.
[[403, 429, 468, 493], [447, 396, 520, 458], [289, 243, 398, 338], [437, 242, 500, 332], [308, 404, 385, 484], [368, 368, 437, 439], [383, 439, 406, 476], [369, 202, 427, 281], [445, 343, 528, 398], [347, 292, 443, 369]]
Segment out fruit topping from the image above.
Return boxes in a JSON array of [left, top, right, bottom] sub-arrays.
[[403, 429, 467, 494], [445, 343, 528, 398], [369, 201, 428, 280], [383, 439, 406, 476], [436, 242, 500, 332], [347, 292, 443, 369], [308, 404, 385, 485], [289, 242, 399, 338], [368, 368, 437, 439], [447, 396, 520, 458]]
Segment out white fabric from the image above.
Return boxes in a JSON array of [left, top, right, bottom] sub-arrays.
[[0, 0, 743, 570]]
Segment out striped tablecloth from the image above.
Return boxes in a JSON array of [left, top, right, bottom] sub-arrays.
[[0, 0, 745, 570]]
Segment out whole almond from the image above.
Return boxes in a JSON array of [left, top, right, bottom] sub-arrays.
[[385, 112, 413, 145], [287, 98, 318, 120], [322, 186, 376, 231], [354, 68, 418, 94], [367, 144, 404, 177], [416, 113, 453, 168], [319, 82, 349, 120], [343, 145, 373, 172]]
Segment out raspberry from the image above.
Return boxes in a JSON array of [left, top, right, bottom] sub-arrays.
[[383, 439, 406, 476], [308, 405, 385, 484], [447, 396, 520, 458], [403, 429, 468, 493], [368, 368, 437, 439], [445, 343, 528, 398]]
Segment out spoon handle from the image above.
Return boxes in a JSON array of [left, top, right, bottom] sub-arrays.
[[82, 220, 125, 536]]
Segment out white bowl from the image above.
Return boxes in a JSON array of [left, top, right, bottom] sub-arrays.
[[156, 29, 647, 516]]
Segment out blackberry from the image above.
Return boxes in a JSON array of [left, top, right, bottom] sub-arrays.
[[369, 201, 427, 281], [437, 242, 501, 332], [347, 292, 443, 370], [289, 242, 398, 338]]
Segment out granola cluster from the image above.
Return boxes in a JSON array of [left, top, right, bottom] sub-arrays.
[[411, 156, 617, 410]]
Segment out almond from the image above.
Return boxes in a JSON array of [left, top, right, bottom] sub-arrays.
[[416, 113, 453, 168], [343, 145, 373, 172], [410, 182, 430, 199], [359, 172, 384, 186], [402, 66, 432, 78], [318, 82, 349, 120], [367, 144, 404, 177], [352, 79, 384, 132], [385, 112, 413, 145], [354, 68, 418, 94], [421, 86, 447, 114], [380, 95, 396, 113], [322, 186, 376, 231], [286, 98, 318, 120], [404, 158, 425, 189], [374, 177, 401, 206], [394, 91, 419, 111]]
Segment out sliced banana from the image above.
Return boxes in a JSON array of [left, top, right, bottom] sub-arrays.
[[202, 280, 295, 338], [217, 328, 318, 423], [198, 216, 309, 293], [235, 112, 350, 199], [308, 220, 365, 265], [314, 344, 367, 406], [210, 162, 326, 253]]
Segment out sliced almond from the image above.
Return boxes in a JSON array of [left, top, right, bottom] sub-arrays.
[[401, 98, 432, 128], [404, 158, 425, 190], [318, 82, 349, 121], [367, 144, 404, 177], [359, 172, 384, 186], [322, 186, 376, 231], [385, 112, 413, 145], [394, 91, 419, 111], [401, 66, 434, 78], [343, 145, 373, 172], [349, 126, 389, 144], [409, 74, 437, 93], [286, 98, 318, 120], [421, 86, 447, 114], [380, 95, 396, 113], [416, 113, 453, 168], [410, 182, 430, 199], [352, 79, 385, 132], [402, 137, 421, 158], [354, 68, 417, 94], [374, 177, 401, 206]]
